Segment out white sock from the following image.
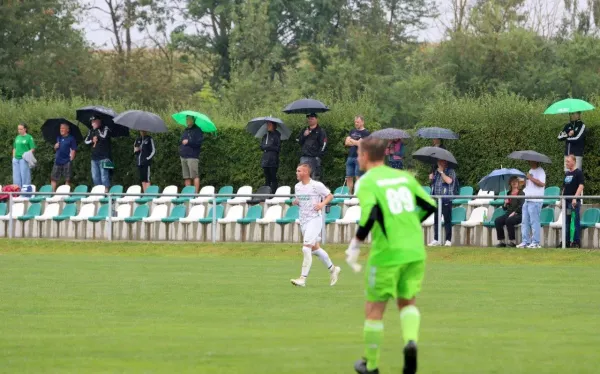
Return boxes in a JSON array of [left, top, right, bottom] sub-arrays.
[[313, 248, 333, 271], [301, 246, 313, 277]]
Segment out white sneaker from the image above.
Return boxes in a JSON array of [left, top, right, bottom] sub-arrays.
[[428, 240, 441, 247], [444, 241, 452, 247], [527, 243, 541, 249], [516, 243, 528, 248], [330, 266, 341, 286], [290, 277, 306, 287]]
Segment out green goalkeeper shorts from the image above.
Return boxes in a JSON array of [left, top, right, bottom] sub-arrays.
[[365, 261, 425, 302]]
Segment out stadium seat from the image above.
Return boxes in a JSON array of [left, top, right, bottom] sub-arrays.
[[452, 186, 474, 206], [52, 203, 77, 238], [29, 185, 53, 204], [580, 208, 600, 247], [247, 186, 271, 206], [0, 203, 25, 237], [124, 205, 150, 240], [190, 185, 215, 205], [460, 207, 487, 246], [179, 205, 207, 241], [13, 185, 36, 203], [422, 185, 432, 195], [17, 203, 42, 238], [227, 186, 253, 205], [171, 186, 196, 205], [276, 206, 300, 242], [34, 203, 61, 238], [218, 205, 244, 240], [450, 207, 467, 245], [489, 191, 507, 207], [421, 211, 435, 245], [213, 186, 234, 204], [265, 186, 291, 205], [344, 197, 359, 207], [198, 204, 225, 241], [256, 205, 283, 242], [46, 185, 71, 204], [82, 185, 107, 204], [237, 205, 263, 241], [117, 185, 142, 205], [107, 204, 132, 240], [88, 204, 110, 239], [69, 203, 96, 239], [0, 203, 6, 217], [543, 186, 561, 206], [134, 185, 160, 205], [540, 208, 555, 227], [325, 205, 342, 224], [336, 205, 361, 243], [64, 185, 89, 204], [153, 185, 178, 205], [483, 208, 507, 246], [161, 205, 187, 240], [467, 190, 494, 207], [99, 185, 124, 204], [330, 186, 351, 205], [143, 204, 169, 240]]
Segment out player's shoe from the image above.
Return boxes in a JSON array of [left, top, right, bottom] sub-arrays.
[[403, 340, 418, 374], [330, 266, 341, 286], [353, 358, 379, 374], [290, 277, 306, 287]]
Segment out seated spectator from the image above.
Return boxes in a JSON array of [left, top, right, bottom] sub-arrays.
[[495, 177, 524, 247]]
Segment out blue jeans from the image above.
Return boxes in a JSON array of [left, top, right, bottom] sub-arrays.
[[12, 158, 31, 188], [91, 159, 111, 188], [345, 157, 362, 177], [521, 201, 542, 245]]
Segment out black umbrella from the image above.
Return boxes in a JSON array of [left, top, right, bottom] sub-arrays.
[[41, 118, 84, 145], [114, 110, 168, 133], [417, 127, 459, 140], [76, 105, 129, 138], [370, 128, 411, 139], [283, 98, 329, 114], [412, 146, 458, 168], [507, 150, 552, 164], [246, 116, 292, 140]]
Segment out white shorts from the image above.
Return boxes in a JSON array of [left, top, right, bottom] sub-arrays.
[[301, 217, 323, 246]]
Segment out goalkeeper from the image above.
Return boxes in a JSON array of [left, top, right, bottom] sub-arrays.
[[345, 136, 437, 374]]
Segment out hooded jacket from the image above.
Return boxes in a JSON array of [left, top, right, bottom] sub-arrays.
[[558, 120, 585, 156]]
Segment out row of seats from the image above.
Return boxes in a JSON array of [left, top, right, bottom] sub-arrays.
[[423, 186, 563, 207]]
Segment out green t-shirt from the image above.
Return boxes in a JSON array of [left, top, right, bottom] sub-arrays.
[[356, 165, 436, 266], [13, 134, 36, 159]]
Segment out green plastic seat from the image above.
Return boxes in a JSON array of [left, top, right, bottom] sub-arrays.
[[422, 186, 432, 195], [483, 208, 505, 227], [161, 205, 187, 223], [276, 206, 300, 224], [542, 186, 561, 206], [17, 203, 42, 221], [213, 186, 234, 204], [580, 208, 600, 229], [452, 186, 474, 206], [285, 198, 295, 205], [99, 185, 124, 204], [450, 207, 467, 225], [325, 205, 342, 224], [237, 205, 263, 224], [53, 204, 77, 222], [172, 186, 197, 205], [64, 185, 89, 204], [540, 208, 555, 227], [29, 185, 52, 203], [330, 186, 351, 205], [198, 205, 225, 224], [134, 185, 160, 204], [0, 203, 6, 216], [124, 205, 150, 223], [489, 191, 507, 206], [88, 204, 110, 222]]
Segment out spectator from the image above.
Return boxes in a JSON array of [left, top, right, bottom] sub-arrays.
[[180, 115, 204, 193], [385, 139, 404, 170], [12, 123, 35, 188], [297, 113, 327, 180], [428, 138, 445, 180], [84, 117, 112, 190], [344, 115, 370, 193], [517, 161, 546, 249], [428, 159, 456, 247], [51, 123, 77, 191], [562, 154, 584, 248], [558, 112, 585, 171], [495, 176, 524, 247], [134, 131, 156, 192], [260, 121, 281, 194]]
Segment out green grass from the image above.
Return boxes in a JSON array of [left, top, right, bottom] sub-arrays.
[[1, 240, 600, 373]]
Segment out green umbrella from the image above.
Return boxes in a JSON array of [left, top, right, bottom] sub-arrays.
[[543, 99, 595, 115], [172, 111, 217, 133]]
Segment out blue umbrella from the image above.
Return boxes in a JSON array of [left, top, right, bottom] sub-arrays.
[[478, 168, 525, 194], [417, 127, 459, 140]]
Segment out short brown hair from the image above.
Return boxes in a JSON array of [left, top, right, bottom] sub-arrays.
[[359, 136, 387, 161], [298, 163, 312, 173], [566, 154, 576, 162]]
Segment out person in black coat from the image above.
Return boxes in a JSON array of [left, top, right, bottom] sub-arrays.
[[557, 112, 585, 171], [495, 176, 524, 247], [260, 121, 281, 193]]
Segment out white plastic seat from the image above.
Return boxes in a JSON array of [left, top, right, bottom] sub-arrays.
[[190, 186, 215, 205], [344, 197, 360, 206], [218, 205, 244, 223], [47, 185, 71, 203], [0, 203, 25, 220], [70, 204, 96, 222], [180, 205, 206, 223], [421, 213, 435, 227], [116, 185, 142, 204], [142, 204, 169, 223], [336, 206, 362, 225], [13, 185, 36, 203], [109, 204, 132, 222], [227, 186, 253, 205], [153, 185, 178, 205], [461, 207, 488, 227], [34, 204, 61, 222], [265, 186, 291, 205], [468, 190, 494, 206], [82, 186, 106, 203], [256, 206, 283, 224]]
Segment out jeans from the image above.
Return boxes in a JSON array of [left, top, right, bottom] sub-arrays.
[[521, 201, 542, 245], [566, 203, 581, 244], [91, 159, 111, 188], [300, 156, 322, 181], [495, 213, 522, 241], [263, 167, 278, 194], [345, 157, 361, 177], [12, 158, 31, 188], [433, 200, 452, 242]]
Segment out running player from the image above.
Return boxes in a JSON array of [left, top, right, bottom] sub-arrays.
[[345, 137, 437, 374], [290, 163, 341, 287]]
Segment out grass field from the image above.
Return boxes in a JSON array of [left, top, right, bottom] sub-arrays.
[[1, 240, 600, 373]]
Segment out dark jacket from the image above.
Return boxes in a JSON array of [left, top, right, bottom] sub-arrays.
[[558, 120, 585, 156], [504, 190, 524, 215], [84, 127, 111, 161], [134, 135, 156, 167], [297, 125, 327, 158], [179, 126, 204, 159], [260, 130, 281, 168]]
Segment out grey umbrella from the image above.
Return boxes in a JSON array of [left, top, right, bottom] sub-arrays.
[[417, 127, 459, 140], [283, 98, 329, 114], [370, 128, 411, 139], [246, 117, 292, 140], [412, 146, 458, 168], [507, 150, 552, 164], [113, 110, 168, 133]]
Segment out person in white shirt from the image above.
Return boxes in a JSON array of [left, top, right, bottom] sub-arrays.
[[517, 161, 546, 249], [290, 163, 341, 287]]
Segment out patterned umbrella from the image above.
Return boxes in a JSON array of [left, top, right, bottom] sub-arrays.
[[370, 128, 411, 140], [417, 127, 459, 140]]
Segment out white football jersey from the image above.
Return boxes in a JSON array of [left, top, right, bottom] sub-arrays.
[[294, 179, 331, 226]]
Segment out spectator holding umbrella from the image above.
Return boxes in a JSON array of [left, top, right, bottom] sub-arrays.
[[494, 176, 524, 248], [561, 154, 584, 248], [179, 115, 204, 193], [134, 131, 156, 192], [344, 115, 370, 192], [557, 112, 585, 171], [517, 161, 546, 249], [84, 117, 112, 190], [260, 121, 281, 193], [51, 123, 77, 191], [297, 113, 327, 181], [12, 123, 36, 188]]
